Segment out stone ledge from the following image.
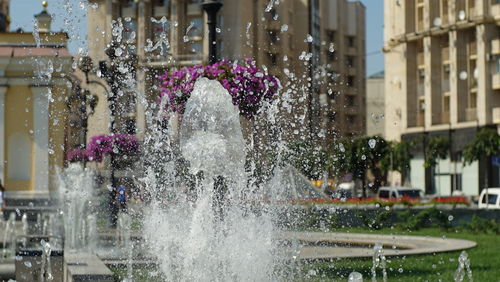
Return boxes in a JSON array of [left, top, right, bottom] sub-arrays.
[[64, 252, 114, 282]]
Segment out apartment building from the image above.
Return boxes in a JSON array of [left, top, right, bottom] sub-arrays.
[[366, 71, 385, 137], [384, 0, 500, 196], [85, 0, 365, 144]]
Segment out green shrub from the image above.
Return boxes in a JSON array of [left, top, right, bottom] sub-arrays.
[[356, 209, 392, 230], [397, 207, 451, 231], [462, 214, 500, 234]]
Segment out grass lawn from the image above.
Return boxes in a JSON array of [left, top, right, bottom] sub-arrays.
[[108, 227, 499, 281], [300, 228, 500, 281]]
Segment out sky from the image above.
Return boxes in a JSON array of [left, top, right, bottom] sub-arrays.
[[10, 0, 385, 76]]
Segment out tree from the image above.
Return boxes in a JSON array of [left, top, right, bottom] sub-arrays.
[[424, 136, 449, 168], [329, 136, 389, 197], [463, 128, 500, 189], [463, 128, 500, 165], [287, 140, 327, 180], [380, 140, 413, 181]]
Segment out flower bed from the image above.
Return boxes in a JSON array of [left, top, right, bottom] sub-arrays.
[[158, 58, 280, 119], [286, 196, 469, 207], [66, 134, 140, 163]]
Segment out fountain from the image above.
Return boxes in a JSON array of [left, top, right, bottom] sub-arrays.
[[2, 212, 16, 258], [371, 243, 387, 282], [454, 251, 473, 282], [56, 163, 96, 251], [143, 78, 277, 281]]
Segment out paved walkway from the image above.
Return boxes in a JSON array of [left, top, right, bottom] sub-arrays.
[[277, 231, 477, 260]]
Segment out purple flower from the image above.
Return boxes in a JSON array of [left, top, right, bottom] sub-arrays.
[[158, 58, 280, 119], [85, 134, 140, 162]]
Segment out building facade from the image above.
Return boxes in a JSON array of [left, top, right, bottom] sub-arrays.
[[0, 2, 74, 197], [366, 71, 385, 137], [384, 0, 500, 196], [85, 0, 365, 145]]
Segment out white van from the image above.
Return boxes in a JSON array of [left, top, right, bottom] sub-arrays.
[[377, 186, 422, 200], [478, 188, 500, 209]]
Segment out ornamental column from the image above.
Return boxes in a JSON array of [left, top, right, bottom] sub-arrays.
[[0, 86, 6, 183], [31, 85, 50, 193]]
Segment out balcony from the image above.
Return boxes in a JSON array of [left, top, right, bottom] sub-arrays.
[[493, 107, 500, 124], [465, 108, 477, 121], [492, 39, 500, 55], [154, 6, 169, 17], [417, 112, 425, 127], [469, 41, 477, 57], [441, 111, 450, 124], [187, 4, 202, 16], [441, 47, 450, 62], [417, 52, 424, 66], [493, 73, 500, 90]]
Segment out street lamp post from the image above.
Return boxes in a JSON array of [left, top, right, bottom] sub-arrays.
[[201, 0, 223, 64], [78, 44, 136, 226]]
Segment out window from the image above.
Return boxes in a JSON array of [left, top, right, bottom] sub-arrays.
[[346, 114, 356, 124], [482, 193, 498, 204], [190, 18, 204, 38], [346, 56, 355, 67], [326, 30, 335, 42], [379, 190, 389, 198], [345, 95, 355, 107], [327, 50, 336, 62], [153, 0, 170, 6], [267, 53, 278, 66], [125, 118, 136, 135], [268, 30, 279, 44], [347, 75, 355, 87], [346, 36, 355, 47], [493, 55, 500, 74], [8, 133, 31, 180]]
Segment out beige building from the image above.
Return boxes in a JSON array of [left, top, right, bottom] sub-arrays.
[[384, 0, 500, 195], [366, 71, 384, 137], [0, 2, 74, 197], [85, 0, 365, 145]]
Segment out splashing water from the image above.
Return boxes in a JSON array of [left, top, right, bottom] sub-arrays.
[[371, 243, 387, 282], [143, 78, 277, 281], [348, 271, 364, 282], [40, 240, 53, 282], [56, 163, 96, 251], [145, 17, 171, 55], [265, 0, 277, 12], [454, 251, 473, 282], [33, 20, 41, 47], [183, 21, 195, 43], [2, 212, 16, 258], [117, 213, 133, 282]]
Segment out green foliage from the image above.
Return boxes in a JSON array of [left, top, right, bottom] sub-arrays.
[[287, 140, 327, 180], [463, 128, 500, 165], [356, 209, 392, 230], [328, 136, 389, 190], [461, 214, 500, 234], [380, 140, 413, 174], [424, 136, 450, 168], [397, 207, 451, 231]]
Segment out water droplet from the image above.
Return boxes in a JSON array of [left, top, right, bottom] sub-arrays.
[[24, 261, 32, 268], [216, 27, 221, 33], [398, 268, 403, 273], [368, 139, 376, 148], [448, 215, 454, 221], [306, 34, 313, 43], [280, 24, 288, 32], [329, 43, 335, 52]]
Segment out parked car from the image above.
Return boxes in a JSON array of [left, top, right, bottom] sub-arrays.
[[478, 188, 500, 209], [377, 186, 422, 200]]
